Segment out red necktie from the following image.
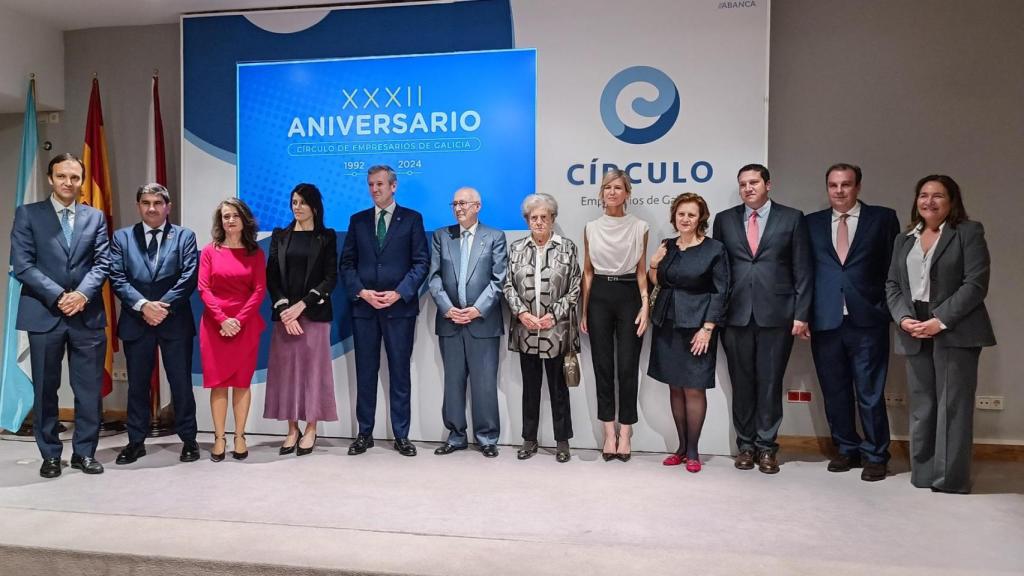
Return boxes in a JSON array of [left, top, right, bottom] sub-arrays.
[[746, 211, 759, 255]]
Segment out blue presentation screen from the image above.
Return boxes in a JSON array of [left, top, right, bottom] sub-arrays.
[[237, 49, 536, 232]]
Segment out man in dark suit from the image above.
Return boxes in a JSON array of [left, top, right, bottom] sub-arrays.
[[10, 153, 110, 478], [340, 165, 429, 457], [713, 163, 812, 474], [428, 187, 507, 458], [807, 164, 899, 482], [109, 183, 200, 465]]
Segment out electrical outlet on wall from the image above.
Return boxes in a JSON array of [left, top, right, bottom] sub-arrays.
[[976, 396, 1004, 411]]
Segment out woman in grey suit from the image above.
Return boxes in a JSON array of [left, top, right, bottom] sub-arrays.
[[886, 175, 996, 494], [503, 193, 582, 463]]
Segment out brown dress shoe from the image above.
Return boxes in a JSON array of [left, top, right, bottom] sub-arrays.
[[757, 450, 780, 474], [861, 461, 887, 482], [827, 453, 862, 473], [734, 449, 755, 470]]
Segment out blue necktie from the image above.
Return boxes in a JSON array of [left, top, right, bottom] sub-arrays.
[[458, 230, 470, 307], [60, 208, 72, 247]]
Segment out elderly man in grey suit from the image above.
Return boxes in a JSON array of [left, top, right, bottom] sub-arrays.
[[10, 153, 110, 478], [713, 163, 812, 474], [428, 187, 508, 457]]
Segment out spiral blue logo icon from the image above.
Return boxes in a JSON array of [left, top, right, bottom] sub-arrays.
[[600, 66, 680, 145]]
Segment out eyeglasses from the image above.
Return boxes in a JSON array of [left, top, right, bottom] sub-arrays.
[[449, 201, 480, 209]]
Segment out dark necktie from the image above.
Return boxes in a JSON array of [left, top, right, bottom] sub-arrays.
[[147, 229, 160, 266], [376, 210, 387, 249]]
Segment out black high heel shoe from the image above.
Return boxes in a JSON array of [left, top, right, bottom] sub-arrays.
[[279, 432, 299, 456], [210, 434, 226, 462], [231, 433, 249, 460], [297, 432, 317, 456]]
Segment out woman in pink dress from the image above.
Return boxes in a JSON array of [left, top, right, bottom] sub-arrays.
[[199, 198, 267, 462]]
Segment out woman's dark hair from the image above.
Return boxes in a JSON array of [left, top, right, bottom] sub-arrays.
[[909, 174, 969, 230], [212, 197, 259, 254], [669, 193, 710, 236], [290, 183, 325, 231]]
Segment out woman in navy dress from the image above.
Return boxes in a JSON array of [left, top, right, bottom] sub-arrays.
[[648, 193, 730, 473]]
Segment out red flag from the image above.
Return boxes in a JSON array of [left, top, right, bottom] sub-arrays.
[[146, 75, 167, 398], [80, 78, 119, 397]]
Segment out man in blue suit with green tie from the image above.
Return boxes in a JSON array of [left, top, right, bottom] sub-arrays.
[[340, 165, 429, 457], [807, 164, 900, 481], [11, 153, 110, 478], [109, 183, 200, 465]]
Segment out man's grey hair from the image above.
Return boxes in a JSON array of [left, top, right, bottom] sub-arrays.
[[367, 165, 397, 185], [136, 183, 171, 203], [454, 187, 481, 203], [520, 193, 558, 220]]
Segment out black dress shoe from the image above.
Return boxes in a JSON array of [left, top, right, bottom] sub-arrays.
[[434, 443, 467, 455], [734, 449, 755, 470], [827, 453, 862, 473], [860, 461, 887, 482], [297, 433, 317, 456], [39, 457, 62, 478], [116, 442, 146, 465], [279, 434, 299, 456], [555, 440, 571, 463], [180, 440, 201, 463], [348, 435, 374, 455], [394, 438, 417, 457], [70, 454, 104, 475], [481, 444, 499, 458], [231, 433, 249, 460], [210, 435, 226, 462], [616, 452, 632, 462], [517, 441, 538, 460], [602, 452, 616, 462]]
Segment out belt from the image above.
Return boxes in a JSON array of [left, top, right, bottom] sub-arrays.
[[595, 274, 636, 282]]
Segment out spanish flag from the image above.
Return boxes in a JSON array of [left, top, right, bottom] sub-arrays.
[[80, 78, 119, 397]]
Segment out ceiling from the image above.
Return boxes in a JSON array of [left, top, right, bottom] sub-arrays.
[[0, 0, 405, 31]]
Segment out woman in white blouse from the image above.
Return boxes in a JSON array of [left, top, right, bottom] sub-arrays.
[[886, 175, 995, 494], [581, 169, 650, 461]]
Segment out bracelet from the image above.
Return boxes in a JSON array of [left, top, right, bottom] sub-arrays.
[[701, 327, 713, 333]]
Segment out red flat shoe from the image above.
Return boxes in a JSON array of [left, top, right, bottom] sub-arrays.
[[685, 458, 702, 473], [662, 453, 685, 466]]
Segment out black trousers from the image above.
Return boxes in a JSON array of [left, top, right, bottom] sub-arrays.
[[721, 324, 794, 453], [519, 353, 573, 442], [587, 276, 643, 424]]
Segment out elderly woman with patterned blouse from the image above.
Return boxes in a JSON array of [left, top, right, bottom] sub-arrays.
[[503, 193, 582, 463]]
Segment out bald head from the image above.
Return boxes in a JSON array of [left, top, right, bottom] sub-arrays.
[[452, 187, 482, 227]]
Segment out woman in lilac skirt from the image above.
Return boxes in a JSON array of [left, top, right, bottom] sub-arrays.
[[264, 183, 339, 456]]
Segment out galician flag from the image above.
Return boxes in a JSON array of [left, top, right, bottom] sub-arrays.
[[0, 78, 42, 431]]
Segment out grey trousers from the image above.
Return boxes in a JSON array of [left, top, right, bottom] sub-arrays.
[[905, 340, 980, 493]]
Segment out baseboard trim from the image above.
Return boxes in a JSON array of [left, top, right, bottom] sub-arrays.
[[778, 435, 1024, 462]]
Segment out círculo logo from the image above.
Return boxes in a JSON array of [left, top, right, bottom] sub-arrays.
[[599, 66, 679, 145]]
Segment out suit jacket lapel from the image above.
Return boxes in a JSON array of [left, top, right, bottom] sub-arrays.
[[845, 203, 871, 260], [132, 223, 156, 277], [757, 203, 784, 258], [68, 206, 88, 258], [45, 204, 71, 257], [821, 212, 841, 265], [931, 224, 956, 264], [730, 206, 753, 258], [379, 206, 402, 253], [467, 227, 486, 279], [278, 228, 292, 284], [303, 232, 321, 289], [153, 226, 175, 278]]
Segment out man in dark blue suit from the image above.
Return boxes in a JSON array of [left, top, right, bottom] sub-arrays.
[[109, 183, 200, 465], [340, 165, 429, 457], [807, 164, 899, 481], [713, 163, 812, 474], [11, 153, 110, 478]]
